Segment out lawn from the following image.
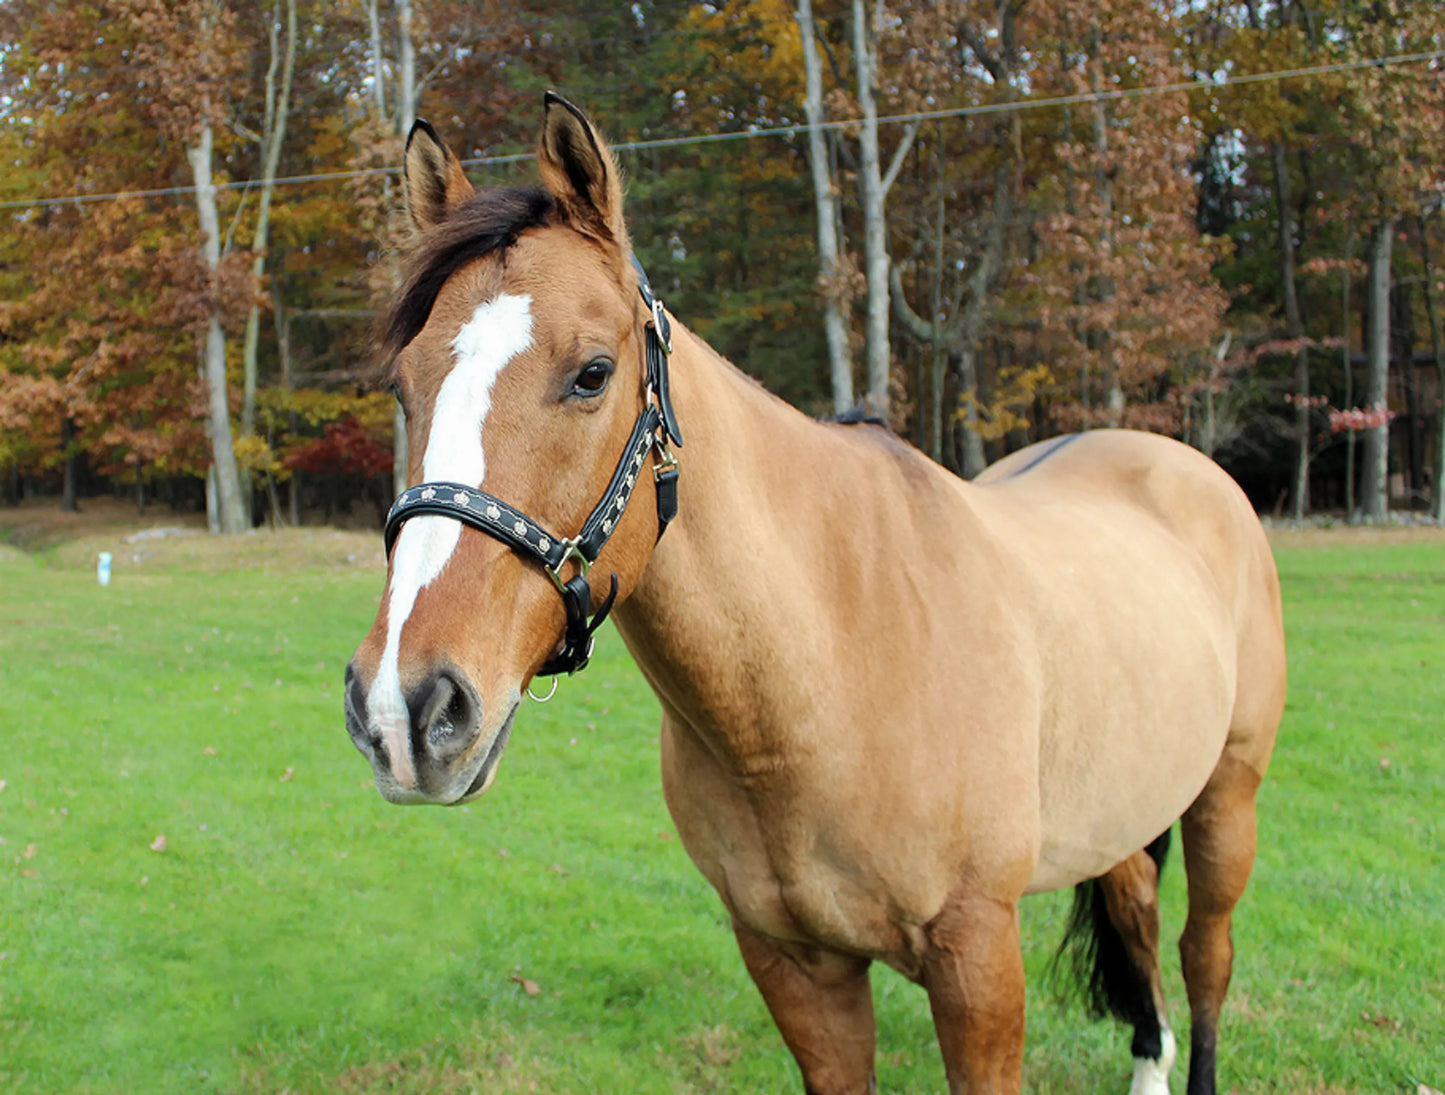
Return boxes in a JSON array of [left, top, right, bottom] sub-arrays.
[[0, 518, 1441, 1093]]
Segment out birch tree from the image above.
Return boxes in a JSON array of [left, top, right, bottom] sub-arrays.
[[851, 0, 916, 421], [795, 0, 853, 413], [240, 0, 297, 442], [173, 2, 247, 534], [1358, 219, 1393, 521]]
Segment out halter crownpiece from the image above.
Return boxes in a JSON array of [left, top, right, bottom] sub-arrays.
[[383, 254, 682, 678]]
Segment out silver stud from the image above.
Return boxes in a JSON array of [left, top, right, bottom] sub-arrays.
[[421, 487, 436, 500], [486, 504, 501, 520], [538, 537, 551, 553], [513, 520, 527, 535], [454, 490, 470, 506], [602, 519, 613, 533]]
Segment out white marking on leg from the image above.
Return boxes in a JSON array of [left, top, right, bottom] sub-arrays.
[[368, 293, 533, 788], [1129, 1023, 1175, 1095]]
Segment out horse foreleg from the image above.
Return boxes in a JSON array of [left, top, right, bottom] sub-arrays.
[[922, 892, 1026, 1095], [1178, 753, 1262, 1095], [732, 921, 877, 1095]]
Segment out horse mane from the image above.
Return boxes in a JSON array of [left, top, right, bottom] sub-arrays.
[[376, 185, 556, 372]]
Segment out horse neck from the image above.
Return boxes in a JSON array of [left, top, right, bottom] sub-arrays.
[[612, 321, 960, 738]]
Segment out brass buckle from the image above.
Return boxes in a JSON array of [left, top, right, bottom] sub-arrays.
[[545, 539, 591, 594]]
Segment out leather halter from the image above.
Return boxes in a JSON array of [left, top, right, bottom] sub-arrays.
[[383, 255, 682, 678]]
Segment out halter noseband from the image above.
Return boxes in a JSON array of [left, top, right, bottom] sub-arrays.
[[382, 255, 682, 679]]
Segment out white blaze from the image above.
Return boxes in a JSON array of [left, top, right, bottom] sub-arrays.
[[368, 293, 534, 788]]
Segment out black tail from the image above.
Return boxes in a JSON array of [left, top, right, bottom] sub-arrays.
[[1051, 829, 1171, 1029]]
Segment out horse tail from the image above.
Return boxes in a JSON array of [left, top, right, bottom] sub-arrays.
[[1050, 829, 1172, 1024]]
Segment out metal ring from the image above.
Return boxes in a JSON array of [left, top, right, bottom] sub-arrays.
[[526, 676, 559, 703]]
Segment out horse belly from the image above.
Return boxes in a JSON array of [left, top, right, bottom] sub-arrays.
[[1025, 560, 1238, 893]]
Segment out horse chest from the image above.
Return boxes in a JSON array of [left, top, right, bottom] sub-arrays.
[[659, 719, 919, 961]]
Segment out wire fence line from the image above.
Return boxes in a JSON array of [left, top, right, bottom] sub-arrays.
[[0, 48, 1439, 212]]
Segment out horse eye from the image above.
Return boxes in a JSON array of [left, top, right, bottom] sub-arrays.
[[572, 359, 613, 398]]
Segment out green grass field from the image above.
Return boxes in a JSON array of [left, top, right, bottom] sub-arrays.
[[1, 522, 1441, 1093]]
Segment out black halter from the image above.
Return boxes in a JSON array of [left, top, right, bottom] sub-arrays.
[[382, 255, 682, 678]]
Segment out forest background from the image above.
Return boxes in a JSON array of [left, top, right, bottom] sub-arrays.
[[0, 0, 1441, 533]]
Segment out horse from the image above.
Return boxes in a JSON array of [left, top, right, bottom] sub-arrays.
[[343, 93, 1286, 1095]]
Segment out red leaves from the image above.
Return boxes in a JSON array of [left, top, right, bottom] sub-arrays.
[[283, 417, 393, 479]]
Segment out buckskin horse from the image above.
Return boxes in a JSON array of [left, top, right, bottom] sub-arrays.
[[343, 94, 1286, 1095]]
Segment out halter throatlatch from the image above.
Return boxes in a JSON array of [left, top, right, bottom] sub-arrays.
[[383, 254, 682, 679]]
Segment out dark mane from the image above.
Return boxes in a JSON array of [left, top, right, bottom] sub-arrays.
[[377, 185, 555, 367]]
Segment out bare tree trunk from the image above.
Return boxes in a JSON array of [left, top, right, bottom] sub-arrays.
[[367, 0, 386, 115], [929, 121, 946, 463], [1393, 280, 1421, 501], [795, 0, 853, 413], [1271, 142, 1310, 519], [1088, 25, 1120, 424], [61, 416, 78, 511], [187, 111, 247, 535], [391, 0, 417, 496], [241, 0, 296, 439], [1417, 214, 1445, 522], [1360, 219, 1393, 522], [852, 0, 890, 420], [1342, 267, 1355, 516]]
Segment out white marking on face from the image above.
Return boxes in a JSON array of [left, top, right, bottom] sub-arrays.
[[1128, 1023, 1175, 1095], [368, 293, 534, 788]]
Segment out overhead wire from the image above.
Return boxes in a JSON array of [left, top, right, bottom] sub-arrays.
[[0, 47, 1439, 212]]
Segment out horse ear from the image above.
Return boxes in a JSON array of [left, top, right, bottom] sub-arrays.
[[404, 119, 474, 232], [537, 92, 628, 248]]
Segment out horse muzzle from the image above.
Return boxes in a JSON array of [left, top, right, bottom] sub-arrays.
[[344, 660, 518, 804]]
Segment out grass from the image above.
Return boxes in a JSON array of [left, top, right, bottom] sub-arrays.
[[0, 513, 1441, 1093]]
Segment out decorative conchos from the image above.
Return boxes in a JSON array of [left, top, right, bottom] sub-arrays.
[[454, 490, 470, 506], [538, 537, 551, 553], [486, 504, 501, 520], [421, 486, 436, 500], [513, 520, 527, 536]]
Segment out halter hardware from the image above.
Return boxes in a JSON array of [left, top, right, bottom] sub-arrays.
[[383, 254, 681, 681]]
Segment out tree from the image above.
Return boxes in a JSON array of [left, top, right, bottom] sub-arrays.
[[795, 0, 854, 413], [238, 0, 298, 524]]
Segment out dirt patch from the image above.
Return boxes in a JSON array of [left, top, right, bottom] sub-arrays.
[[1, 498, 383, 573], [0, 497, 208, 551], [51, 526, 385, 574], [1264, 521, 1445, 550]]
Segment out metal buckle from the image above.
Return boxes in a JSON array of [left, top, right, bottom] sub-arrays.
[[653, 437, 678, 479], [545, 539, 592, 594], [650, 297, 672, 353]]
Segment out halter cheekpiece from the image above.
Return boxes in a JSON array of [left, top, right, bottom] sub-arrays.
[[383, 255, 682, 679]]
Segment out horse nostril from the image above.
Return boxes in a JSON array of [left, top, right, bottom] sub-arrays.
[[344, 661, 374, 747], [411, 669, 481, 763]]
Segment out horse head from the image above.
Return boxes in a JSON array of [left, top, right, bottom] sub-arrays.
[[345, 94, 676, 805]]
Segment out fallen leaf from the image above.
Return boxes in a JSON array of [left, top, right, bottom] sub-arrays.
[[202, 747, 217, 756], [21, 843, 36, 860], [278, 767, 294, 783], [509, 974, 541, 996], [149, 834, 167, 852]]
